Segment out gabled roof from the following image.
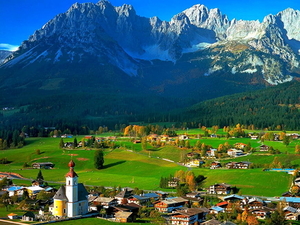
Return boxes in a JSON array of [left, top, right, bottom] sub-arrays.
[[26, 186, 44, 191], [280, 197, 300, 203], [221, 222, 236, 225], [78, 183, 89, 201], [94, 197, 116, 203], [282, 191, 293, 196], [239, 161, 251, 164], [163, 197, 187, 204], [23, 211, 35, 218], [115, 189, 132, 199], [115, 211, 133, 219], [144, 193, 159, 198], [128, 195, 149, 201], [224, 194, 244, 200], [53, 183, 87, 202], [201, 219, 222, 225], [32, 162, 54, 165], [173, 207, 208, 216], [7, 186, 24, 191], [155, 191, 168, 195], [284, 206, 298, 213], [113, 203, 141, 212], [212, 183, 231, 188], [216, 201, 228, 207], [248, 197, 264, 204], [210, 206, 225, 212], [126, 203, 142, 208], [53, 186, 68, 200]]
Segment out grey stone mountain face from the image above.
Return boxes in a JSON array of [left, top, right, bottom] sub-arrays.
[[2, 0, 300, 84], [0, 50, 12, 64]]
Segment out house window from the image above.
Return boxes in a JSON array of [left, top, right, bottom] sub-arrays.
[[64, 209, 66, 213], [68, 181, 70, 185]]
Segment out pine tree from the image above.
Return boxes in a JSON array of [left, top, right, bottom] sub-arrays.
[[59, 138, 64, 149], [94, 150, 104, 169], [73, 137, 78, 148], [36, 170, 44, 183]]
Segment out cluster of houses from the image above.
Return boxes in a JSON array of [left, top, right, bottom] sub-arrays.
[[185, 159, 252, 170], [183, 142, 276, 169], [207, 183, 300, 221], [5, 166, 300, 225]]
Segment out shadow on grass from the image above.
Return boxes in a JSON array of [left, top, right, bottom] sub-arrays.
[[103, 160, 126, 169], [147, 148, 161, 152]]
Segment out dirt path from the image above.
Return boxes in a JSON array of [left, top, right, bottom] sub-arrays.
[[0, 219, 27, 225]]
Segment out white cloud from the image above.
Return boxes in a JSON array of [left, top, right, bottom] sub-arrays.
[[0, 43, 19, 51]]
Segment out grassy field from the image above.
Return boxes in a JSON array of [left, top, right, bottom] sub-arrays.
[[0, 133, 298, 197], [0, 205, 26, 218], [196, 168, 291, 196]]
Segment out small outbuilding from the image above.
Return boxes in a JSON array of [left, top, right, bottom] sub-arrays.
[[115, 211, 134, 223], [32, 162, 54, 169], [22, 211, 35, 221], [7, 213, 18, 219]]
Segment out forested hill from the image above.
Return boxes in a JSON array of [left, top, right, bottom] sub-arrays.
[[182, 80, 300, 130]]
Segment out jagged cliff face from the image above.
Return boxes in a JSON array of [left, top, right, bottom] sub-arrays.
[[2, 0, 300, 86], [0, 50, 11, 64]]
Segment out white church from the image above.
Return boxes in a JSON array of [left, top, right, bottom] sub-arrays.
[[50, 160, 89, 217]]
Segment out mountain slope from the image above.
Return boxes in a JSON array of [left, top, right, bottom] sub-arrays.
[[0, 50, 11, 64], [1, 1, 300, 129], [181, 80, 300, 130]]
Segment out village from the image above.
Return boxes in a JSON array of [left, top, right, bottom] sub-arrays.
[[1, 127, 300, 225], [2, 159, 300, 225]]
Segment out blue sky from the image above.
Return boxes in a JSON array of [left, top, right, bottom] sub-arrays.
[[0, 0, 299, 51]]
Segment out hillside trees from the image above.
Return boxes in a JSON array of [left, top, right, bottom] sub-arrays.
[[123, 124, 177, 137], [0, 130, 25, 149], [182, 81, 300, 130], [295, 145, 300, 154]]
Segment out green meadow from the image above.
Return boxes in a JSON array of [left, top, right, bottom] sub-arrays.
[[0, 132, 298, 197]]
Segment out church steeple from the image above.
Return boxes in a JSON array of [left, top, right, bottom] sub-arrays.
[[65, 160, 78, 178], [65, 159, 78, 217], [52, 159, 88, 218]]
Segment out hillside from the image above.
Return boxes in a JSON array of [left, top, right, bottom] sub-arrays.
[[0, 135, 292, 197], [1, 1, 300, 130], [182, 80, 300, 130]]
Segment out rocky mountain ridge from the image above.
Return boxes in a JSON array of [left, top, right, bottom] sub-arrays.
[[1, 1, 300, 88], [0, 50, 12, 64]]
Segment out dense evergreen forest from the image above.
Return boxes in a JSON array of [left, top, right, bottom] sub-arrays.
[[182, 80, 300, 130], [1, 80, 300, 139]]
